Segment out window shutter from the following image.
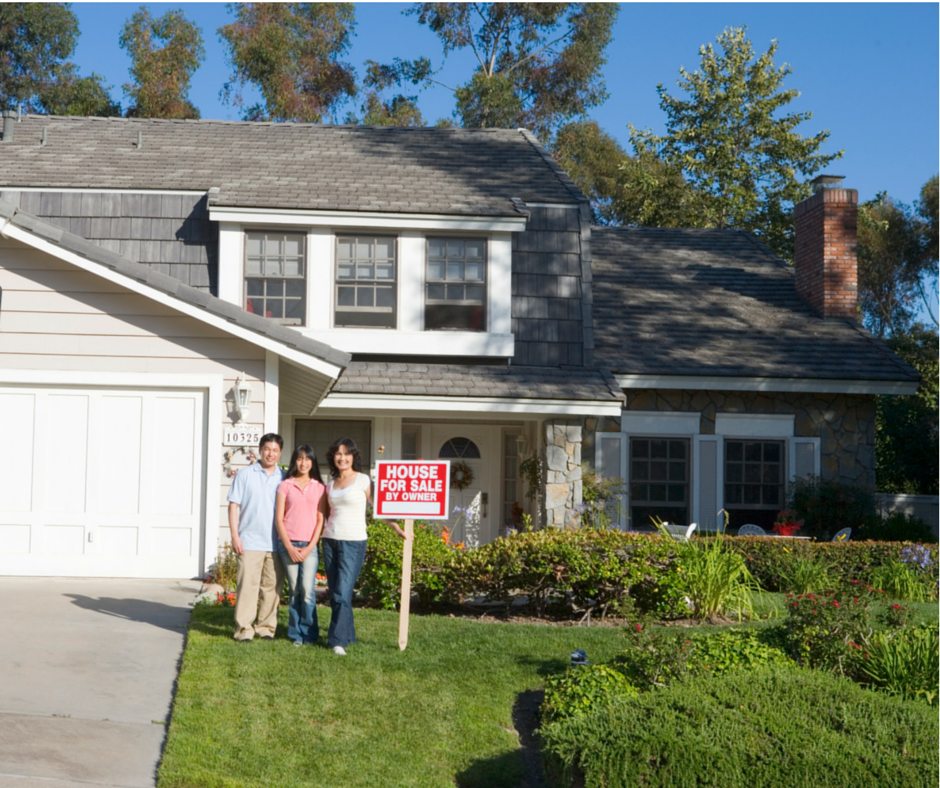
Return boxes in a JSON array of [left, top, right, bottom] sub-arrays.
[[693, 435, 724, 531], [789, 437, 820, 482], [596, 432, 628, 529]]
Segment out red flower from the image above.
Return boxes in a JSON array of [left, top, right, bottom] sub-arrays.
[[891, 603, 902, 610], [831, 601, 841, 608], [634, 623, 643, 632]]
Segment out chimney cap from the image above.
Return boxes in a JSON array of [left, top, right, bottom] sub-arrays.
[[811, 174, 846, 191]]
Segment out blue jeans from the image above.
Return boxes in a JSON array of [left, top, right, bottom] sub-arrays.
[[322, 538, 367, 649], [276, 540, 319, 644]]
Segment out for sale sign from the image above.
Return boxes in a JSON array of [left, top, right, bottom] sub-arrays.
[[374, 460, 450, 520]]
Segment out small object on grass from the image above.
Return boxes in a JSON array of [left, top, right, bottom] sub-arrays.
[[570, 649, 589, 667], [333, 645, 347, 656]]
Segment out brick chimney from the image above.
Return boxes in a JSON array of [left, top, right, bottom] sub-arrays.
[[794, 175, 858, 320]]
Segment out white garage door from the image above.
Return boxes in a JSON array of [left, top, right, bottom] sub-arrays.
[[0, 385, 207, 578]]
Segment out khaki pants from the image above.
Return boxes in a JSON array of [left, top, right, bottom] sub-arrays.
[[233, 550, 283, 640]]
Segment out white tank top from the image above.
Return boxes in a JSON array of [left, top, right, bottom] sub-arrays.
[[324, 472, 370, 541]]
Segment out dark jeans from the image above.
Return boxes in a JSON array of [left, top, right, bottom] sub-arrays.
[[276, 540, 319, 644], [322, 538, 367, 649]]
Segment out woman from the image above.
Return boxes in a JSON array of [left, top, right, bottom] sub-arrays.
[[323, 437, 409, 655], [274, 444, 327, 646]]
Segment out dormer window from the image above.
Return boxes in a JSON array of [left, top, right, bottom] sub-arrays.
[[426, 238, 487, 331], [245, 231, 306, 325], [335, 235, 397, 329]]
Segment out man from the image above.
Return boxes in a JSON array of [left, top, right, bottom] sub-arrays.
[[227, 433, 285, 641]]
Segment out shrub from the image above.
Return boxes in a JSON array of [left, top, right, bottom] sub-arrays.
[[787, 475, 877, 540], [785, 586, 873, 671], [777, 555, 833, 594], [684, 628, 793, 676], [577, 464, 626, 529], [540, 667, 939, 788], [856, 624, 940, 706], [541, 664, 637, 724], [870, 560, 934, 602], [207, 542, 239, 590], [609, 624, 696, 691], [858, 511, 936, 542]]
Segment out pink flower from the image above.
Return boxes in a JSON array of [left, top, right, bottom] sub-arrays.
[[832, 601, 841, 608], [634, 623, 643, 632]]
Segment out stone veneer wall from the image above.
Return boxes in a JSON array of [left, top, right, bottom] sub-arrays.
[[583, 390, 877, 489], [542, 419, 584, 528]]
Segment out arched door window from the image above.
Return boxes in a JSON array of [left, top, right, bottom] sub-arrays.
[[438, 437, 481, 459]]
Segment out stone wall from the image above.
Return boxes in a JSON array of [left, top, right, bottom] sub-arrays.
[[585, 389, 877, 489], [542, 419, 583, 528]]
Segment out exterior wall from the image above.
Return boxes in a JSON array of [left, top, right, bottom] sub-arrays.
[[0, 190, 217, 292], [0, 236, 266, 556], [512, 205, 586, 366], [589, 389, 876, 489], [542, 418, 584, 528]]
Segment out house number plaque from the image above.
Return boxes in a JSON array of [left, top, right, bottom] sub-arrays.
[[223, 424, 263, 446]]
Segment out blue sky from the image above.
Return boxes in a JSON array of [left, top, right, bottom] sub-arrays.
[[70, 2, 939, 210]]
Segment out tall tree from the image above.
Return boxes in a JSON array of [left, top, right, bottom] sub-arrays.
[[916, 175, 939, 325], [0, 3, 118, 115], [219, 3, 356, 123], [379, 3, 617, 142], [857, 190, 933, 338], [347, 60, 425, 127], [627, 26, 842, 259], [120, 8, 204, 119]]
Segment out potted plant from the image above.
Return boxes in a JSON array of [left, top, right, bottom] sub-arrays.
[[773, 509, 804, 537]]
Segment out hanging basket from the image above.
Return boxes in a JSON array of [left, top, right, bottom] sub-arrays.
[[451, 460, 474, 491]]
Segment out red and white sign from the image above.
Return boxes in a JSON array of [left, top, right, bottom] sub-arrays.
[[373, 460, 450, 520]]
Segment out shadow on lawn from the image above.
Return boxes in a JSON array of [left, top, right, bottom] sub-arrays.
[[456, 689, 547, 788]]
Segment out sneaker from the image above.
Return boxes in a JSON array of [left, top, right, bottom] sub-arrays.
[[293, 641, 302, 647], [332, 645, 347, 656], [261, 635, 274, 641]]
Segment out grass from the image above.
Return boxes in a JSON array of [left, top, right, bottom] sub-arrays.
[[159, 605, 631, 788]]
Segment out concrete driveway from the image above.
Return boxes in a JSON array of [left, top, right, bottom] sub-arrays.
[[0, 577, 201, 788]]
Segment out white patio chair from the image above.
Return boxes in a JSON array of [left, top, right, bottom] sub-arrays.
[[661, 522, 697, 542], [831, 528, 852, 542], [737, 524, 766, 536]]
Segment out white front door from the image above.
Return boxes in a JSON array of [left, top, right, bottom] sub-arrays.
[[429, 425, 500, 547], [0, 385, 207, 578]]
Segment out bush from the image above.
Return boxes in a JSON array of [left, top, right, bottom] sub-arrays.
[[869, 560, 935, 602], [858, 511, 936, 542], [684, 628, 793, 676], [777, 556, 833, 594], [788, 475, 876, 540], [540, 667, 939, 788], [541, 664, 637, 724], [207, 542, 239, 590], [785, 586, 873, 671], [856, 624, 940, 706]]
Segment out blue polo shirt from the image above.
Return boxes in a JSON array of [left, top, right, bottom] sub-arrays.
[[227, 462, 285, 551]]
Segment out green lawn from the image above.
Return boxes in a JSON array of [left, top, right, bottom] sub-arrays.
[[159, 605, 631, 788]]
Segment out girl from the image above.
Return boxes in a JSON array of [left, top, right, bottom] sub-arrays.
[[275, 444, 327, 646], [322, 437, 409, 655]]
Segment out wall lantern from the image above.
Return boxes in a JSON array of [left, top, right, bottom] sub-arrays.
[[231, 374, 252, 422], [515, 432, 530, 456]]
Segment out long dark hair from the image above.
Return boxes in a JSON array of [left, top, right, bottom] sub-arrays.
[[326, 437, 363, 478], [287, 444, 322, 481]]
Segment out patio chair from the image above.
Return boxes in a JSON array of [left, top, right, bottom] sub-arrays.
[[661, 522, 697, 542], [831, 528, 852, 542], [737, 524, 766, 536]]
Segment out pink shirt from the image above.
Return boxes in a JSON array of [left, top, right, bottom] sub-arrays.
[[277, 477, 326, 542]]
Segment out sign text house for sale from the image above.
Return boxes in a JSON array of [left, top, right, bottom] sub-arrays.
[[374, 460, 450, 520]]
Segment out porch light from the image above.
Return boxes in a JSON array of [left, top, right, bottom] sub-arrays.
[[515, 433, 530, 456], [232, 374, 252, 422]]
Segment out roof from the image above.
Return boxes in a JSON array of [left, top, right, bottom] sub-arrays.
[[0, 116, 585, 216], [333, 361, 624, 403], [591, 227, 920, 385], [0, 198, 351, 372]]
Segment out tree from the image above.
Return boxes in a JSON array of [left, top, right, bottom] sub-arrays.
[[381, 3, 617, 142], [120, 8, 204, 119], [857, 190, 933, 338], [876, 325, 939, 495], [916, 175, 939, 325], [627, 26, 842, 260], [38, 68, 122, 117], [346, 60, 425, 127], [219, 3, 356, 123], [552, 120, 628, 224]]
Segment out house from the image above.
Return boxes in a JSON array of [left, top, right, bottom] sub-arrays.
[[0, 113, 918, 578]]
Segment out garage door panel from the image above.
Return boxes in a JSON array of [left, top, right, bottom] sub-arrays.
[[98, 395, 143, 515], [0, 524, 31, 553], [151, 527, 192, 557], [44, 394, 89, 513], [98, 526, 138, 556], [3, 393, 36, 512], [152, 396, 197, 516], [43, 524, 86, 555]]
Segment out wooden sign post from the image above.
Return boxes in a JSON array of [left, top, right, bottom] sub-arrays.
[[373, 460, 451, 652]]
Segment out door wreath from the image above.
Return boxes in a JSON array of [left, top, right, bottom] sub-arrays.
[[451, 460, 474, 490]]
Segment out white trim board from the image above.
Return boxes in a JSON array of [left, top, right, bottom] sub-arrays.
[[715, 413, 795, 438], [319, 393, 624, 417], [0, 220, 345, 380], [0, 187, 207, 195], [621, 411, 701, 435], [209, 206, 527, 233], [617, 374, 919, 396]]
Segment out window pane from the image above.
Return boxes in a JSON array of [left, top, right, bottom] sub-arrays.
[[246, 256, 263, 275], [286, 279, 305, 296], [465, 285, 485, 303], [357, 263, 374, 280], [743, 485, 761, 504], [631, 461, 648, 481], [727, 442, 743, 461], [375, 286, 394, 309], [651, 440, 668, 459], [267, 237, 283, 256], [465, 240, 485, 259], [337, 239, 355, 260], [764, 443, 781, 463], [356, 288, 374, 307], [650, 461, 667, 482], [763, 487, 780, 507], [284, 257, 303, 276], [427, 283, 445, 301], [446, 284, 465, 301], [745, 443, 762, 462], [670, 441, 687, 460], [337, 286, 355, 306], [726, 485, 742, 504], [669, 462, 685, 482], [265, 257, 283, 277], [285, 299, 305, 319], [267, 279, 283, 297], [375, 238, 395, 259], [726, 463, 742, 483], [284, 236, 302, 256], [357, 239, 373, 258], [246, 235, 263, 256], [447, 262, 464, 280], [649, 484, 667, 502], [267, 300, 283, 318], [744, 465, 761, 483], [246, 279, 263, 296], [337, 263, 355, 279], [631, 483, 647, 500], [446, 240, 464, 257], [428, 239, 446, 259], [668, 484, 685, 503], [762, 466, 779, 484], [465, 262, 484, 281], [428, 261, 445, 280], [376, 263, 394, 280], [632, 439, 649, 458]]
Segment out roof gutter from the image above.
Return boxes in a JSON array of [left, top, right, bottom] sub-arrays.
[[614, 373, 920, 396]]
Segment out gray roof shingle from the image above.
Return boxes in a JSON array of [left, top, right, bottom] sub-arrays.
[[333, 361, 624, 402], [0, 116, 585, 215], [591, 227, 919, 383]]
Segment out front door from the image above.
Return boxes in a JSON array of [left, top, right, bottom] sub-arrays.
[[429, 425, 499, 547]]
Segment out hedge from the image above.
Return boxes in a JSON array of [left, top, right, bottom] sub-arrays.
[[540, 667, 939, 788]]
